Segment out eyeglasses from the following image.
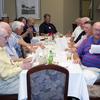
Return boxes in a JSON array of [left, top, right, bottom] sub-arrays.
[[0, 34, 9, 40], [93, 28, 100, 32], [94, 33, 100, 36]]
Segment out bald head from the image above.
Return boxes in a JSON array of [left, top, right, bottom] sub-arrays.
[[93, 22, 100, 40], [0, 22, 12, 35], [0, 28, 9, 47], [0, 28, 8, 35], [93, 22, 100, 28]]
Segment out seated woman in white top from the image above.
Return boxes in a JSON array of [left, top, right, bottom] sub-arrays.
[[71, 17, 91, 43], [75, 21, 93, 47], [68, 21, 92, 53]]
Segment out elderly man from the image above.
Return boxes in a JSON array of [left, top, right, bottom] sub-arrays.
[[0, 21, 12, 34], [0, 28, 22, 94], [0, 23, 33, 94], [73, 22, 100, 85]]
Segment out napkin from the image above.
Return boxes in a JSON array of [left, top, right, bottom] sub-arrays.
[[89, 44, 100, 54]]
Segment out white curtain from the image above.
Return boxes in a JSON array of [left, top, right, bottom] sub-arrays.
[[0, 0, 3, 19]]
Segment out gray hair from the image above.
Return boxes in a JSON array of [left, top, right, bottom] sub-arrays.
[[81, 17, 91, 22], [11, 21, 24, 32]]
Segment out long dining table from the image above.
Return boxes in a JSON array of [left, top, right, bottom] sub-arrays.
[[18, 36, 89, 100]]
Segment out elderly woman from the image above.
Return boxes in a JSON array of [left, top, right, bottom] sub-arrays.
[[21, 17, 37, 43], [75, 21, 93, 48], [67, 21, 93, 53], [71, 17, 91, 43], [73, 22, 100, 85], [7, 21, 37, 60]]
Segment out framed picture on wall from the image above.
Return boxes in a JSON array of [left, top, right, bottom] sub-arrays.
[[16, 0, 40, 19]]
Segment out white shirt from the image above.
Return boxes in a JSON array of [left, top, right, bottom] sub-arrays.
[[74, 35, 87, 47], [72, 26, 83, 41]]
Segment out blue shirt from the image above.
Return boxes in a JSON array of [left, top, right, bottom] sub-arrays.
[[78, 36, 100, 69]]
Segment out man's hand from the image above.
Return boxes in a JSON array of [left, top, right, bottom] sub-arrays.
[[73, 57, 81, 64], [23, 57, 32, 63], [21, 57, 33, 69]]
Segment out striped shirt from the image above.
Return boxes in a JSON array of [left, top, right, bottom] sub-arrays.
[[78, 36, 100, 69], [7, 32, 22, 58]]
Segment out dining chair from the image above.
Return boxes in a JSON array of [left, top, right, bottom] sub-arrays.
[[27, 64, 69, 100], [0, 94, 18, 100], [89, 78, 100, 100], [94, 79, 100, 85]]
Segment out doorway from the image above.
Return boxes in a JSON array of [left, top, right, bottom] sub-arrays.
[[80, 0, 94, 20]]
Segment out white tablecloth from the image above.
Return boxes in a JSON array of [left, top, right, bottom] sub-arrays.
[[18, 37, 89, 100], [18, 63, 89, 100]]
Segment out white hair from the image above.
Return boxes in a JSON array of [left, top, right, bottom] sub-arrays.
[[11, 21, 24, 32], [81, 17, 91, 22]]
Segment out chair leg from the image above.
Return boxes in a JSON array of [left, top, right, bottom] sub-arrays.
[[68, 96, 80, 100], [90, 97, 100, 100], [0, 94, 18, 100]]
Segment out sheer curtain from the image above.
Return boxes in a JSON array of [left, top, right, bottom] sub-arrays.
[[0, 0, 3, 19]]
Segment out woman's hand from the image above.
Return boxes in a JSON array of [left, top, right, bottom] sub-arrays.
[[73, 52, 81, 64]]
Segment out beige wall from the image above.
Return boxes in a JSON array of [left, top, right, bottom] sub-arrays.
[[4, 0, 16, 19], [82, 0, 90, 17], [37, 0, 64, 33], [63, 0, 79, 32], [4, 0, 79, 33], [93, 0, 100, 21]]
